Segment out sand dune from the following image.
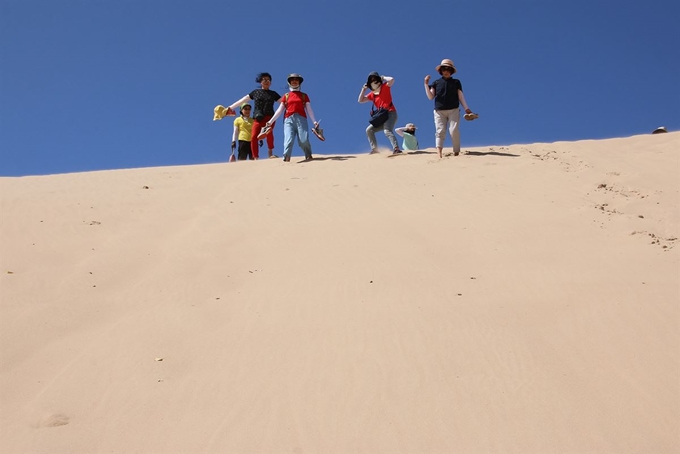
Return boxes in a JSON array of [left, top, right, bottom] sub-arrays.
[[1, 133, 678, 453]]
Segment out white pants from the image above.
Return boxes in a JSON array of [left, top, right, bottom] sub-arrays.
[[434, 108, 460, 152]]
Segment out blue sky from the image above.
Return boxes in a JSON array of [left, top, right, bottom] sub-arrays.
[[1, 0, 678, 176]]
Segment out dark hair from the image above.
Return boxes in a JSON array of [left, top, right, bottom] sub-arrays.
[[366, 71, 381, 86], [255, 72, 272, 83]]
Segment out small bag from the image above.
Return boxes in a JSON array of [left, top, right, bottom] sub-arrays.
[[369, 104, 392, 127]]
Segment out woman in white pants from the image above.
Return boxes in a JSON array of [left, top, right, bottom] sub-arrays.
[[424, 59, 474, 159]]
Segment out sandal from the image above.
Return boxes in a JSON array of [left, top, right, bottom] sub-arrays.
[[312, 121, 325, 141], [257, 125, 272, 140]]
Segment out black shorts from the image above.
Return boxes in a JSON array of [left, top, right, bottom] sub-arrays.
[[238, 140, 253, 160]]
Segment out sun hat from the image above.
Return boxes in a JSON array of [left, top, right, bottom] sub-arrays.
[[652, 126, 668, 134], [435, 58, 457, 74], [366, 71, 381, 86], [213, 105, 227, 121], [240, 103, 251, 109], [404, 123, 417, 130]]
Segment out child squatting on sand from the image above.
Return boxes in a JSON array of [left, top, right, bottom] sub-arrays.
[[395, 123, 419, 151], [264, 73, 319, 162]]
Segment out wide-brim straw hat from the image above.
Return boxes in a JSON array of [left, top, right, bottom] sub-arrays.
[[436, 59, 457, 74]]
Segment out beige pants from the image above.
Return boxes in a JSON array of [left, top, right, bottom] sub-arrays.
[[434, 108, 460, 153]]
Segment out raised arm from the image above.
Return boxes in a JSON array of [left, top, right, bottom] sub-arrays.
[[382, 75, 394, 87], [395, 127, 405, 137], [227, 94, 251, 111], [358, 84, 371, 103], [424, 75, 435, 100]]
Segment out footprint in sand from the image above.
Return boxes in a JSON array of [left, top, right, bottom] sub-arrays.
[[37, 413, 70, 428]]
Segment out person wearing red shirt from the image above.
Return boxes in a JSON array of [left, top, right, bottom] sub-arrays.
[[358, 71, 402, 155], [266, 73, 319, 162]]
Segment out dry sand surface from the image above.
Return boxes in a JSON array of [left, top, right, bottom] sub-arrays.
[[1, 133, 679, 453]]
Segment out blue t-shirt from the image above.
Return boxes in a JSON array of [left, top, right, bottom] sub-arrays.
[[428, 78, 463, 110]]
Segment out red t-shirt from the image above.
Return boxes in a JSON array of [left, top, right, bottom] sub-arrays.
[[367, 84, 396, 112], [283, 92, 309, 118]]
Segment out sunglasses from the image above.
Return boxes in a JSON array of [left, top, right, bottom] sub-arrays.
[[289, 78, 301, 82], [440, 66, 453, 72], [261, 78, 271, 82]]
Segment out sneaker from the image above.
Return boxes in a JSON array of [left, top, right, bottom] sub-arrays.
[[453, 151, 460, 156], [463, 112, 479, 121], [368, 149, 380, 155], [392, 150, 403, 155], [269, 155, 279, 159], [257, 125, 272, 140]]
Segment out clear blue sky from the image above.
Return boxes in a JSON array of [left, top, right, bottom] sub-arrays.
[[1, 0, 678, 176]]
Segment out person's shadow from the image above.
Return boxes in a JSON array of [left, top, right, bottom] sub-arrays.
[[465, 150, 519, 157], [405, 150, 437, 155], [300, 155, 357, 162]]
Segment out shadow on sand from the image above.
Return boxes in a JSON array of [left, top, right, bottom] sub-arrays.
[[465, 151, 520, 157], [299, 155, 358, 162], [405, 150, 437, 156]]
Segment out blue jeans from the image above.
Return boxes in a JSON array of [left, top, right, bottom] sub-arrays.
[[366, 110, 399, 150], [283, 114, 312, 160]]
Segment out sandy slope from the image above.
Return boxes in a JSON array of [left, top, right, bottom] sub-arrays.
[[1, 132, 678, 453]]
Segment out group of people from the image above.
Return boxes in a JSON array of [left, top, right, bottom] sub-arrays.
[[214, 58, 476, 162]]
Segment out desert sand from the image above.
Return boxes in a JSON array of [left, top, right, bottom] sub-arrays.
[[1, 132, 678, 453]]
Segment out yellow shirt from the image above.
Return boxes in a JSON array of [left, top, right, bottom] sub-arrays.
[[233, 117, 254, 142]]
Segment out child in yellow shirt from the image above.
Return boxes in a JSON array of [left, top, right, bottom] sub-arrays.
[[232, 103, 254, 160]]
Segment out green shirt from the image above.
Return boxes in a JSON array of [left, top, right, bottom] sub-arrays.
[[401, 132, 419, 151]]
